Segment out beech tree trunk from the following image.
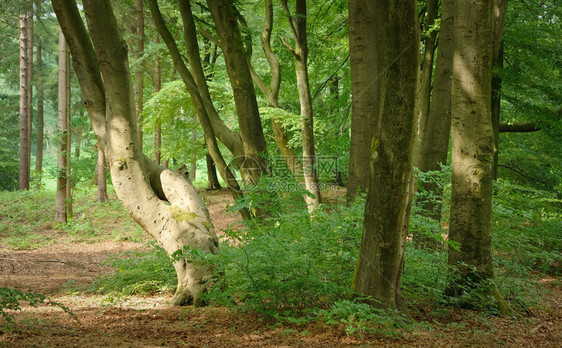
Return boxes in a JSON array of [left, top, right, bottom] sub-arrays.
[[55, 29, 70, 223], [411, 0, 454, 248], [446, 0, 510, 315], [18, 12, 30, 190], [346, 0, 378, 202], [53, 0, 219, 306], [281, 0, 321, 211], [96, 145, 108, 203], [206, 0, 269, 184], [135, 0, 145, 151], [351, 0, 420, 310], [153, 50, 162, 164], [206, 153, 221, 190]]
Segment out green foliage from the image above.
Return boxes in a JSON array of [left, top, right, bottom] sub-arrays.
[[317, 300, 410, 339], [0, 91, 19, 191], [90, 242, 176, 298], [202, 200, 364, 320], [0, 287, 74, 330]]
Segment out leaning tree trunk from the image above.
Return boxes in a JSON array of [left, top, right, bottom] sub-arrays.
[[206, 0, 270, 184], [280, 0, 321, 211], [346, 0, 378, 202], [446, 0, 511, 315], [352, 0, 420, 310], [18, 11, 30, 190], [53, 0, 219, 306]]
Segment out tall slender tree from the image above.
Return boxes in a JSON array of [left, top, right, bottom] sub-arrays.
[[135, 0, 145, 151], [280, 0, 321, 211], [18, 8, 30, 190], [55, 29, 70, 223], [34, 0, 44, 185], [351, 0, 420, 310]]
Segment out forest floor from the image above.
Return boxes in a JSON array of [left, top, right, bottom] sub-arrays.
[[1, 189, 561, 347]]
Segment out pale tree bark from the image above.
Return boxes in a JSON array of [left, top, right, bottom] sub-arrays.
[[35, 0, 44, 184], [65, 86, 72, 218], [19, 11, 30, 190], [280, 0, 321, 211], [52, 0, 219, 306], [346, 0, 378, 202], [96, 145, 108, 202], [206, 0, 270, 184], [55, 29, 70, 223], [446, 0, 511, 315], [135, 0, 145, 151], [352, 0, 420, 310], [411, 0, 454, 248]]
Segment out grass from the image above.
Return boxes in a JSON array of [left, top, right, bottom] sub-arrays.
[[0, 184, 146, 249]]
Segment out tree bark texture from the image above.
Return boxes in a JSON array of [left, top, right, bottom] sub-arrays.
[[96, 145, 108, 203], [26, 7, 34, 177], [281, 0, 321, 211], [52, 0, 219, 306], [447, 0, 495, 293], [19, 12, 30, 190], [347, 0, 378, 202], [352, 0, 420, 310], [55, 29, 70, 223]]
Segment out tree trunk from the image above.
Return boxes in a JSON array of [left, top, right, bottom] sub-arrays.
[[281, 0, 321, 212], [206, 0, 269, 184], [446, 0, 511, 315], [351, 0, 420, 310], [65, 83, 72, 218], [411, 0, 454, 248], [190, 129, 197, 181], [26, 7, 34, 178], [35, 8, 44, 184], [135, 0, 144, 151], [491, 0, 508, 179], [149, 0, 250, 220], [53, 0, 219, 306], [206, 153, 221, 190], [96, 145, 108, 202], [346, 0, 378, 202], [153, 50, 162, 164], [18, 12, 30, 190], [55, 29, 70, 223]]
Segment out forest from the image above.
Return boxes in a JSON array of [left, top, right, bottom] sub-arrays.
[[0, 0, 560, 346]]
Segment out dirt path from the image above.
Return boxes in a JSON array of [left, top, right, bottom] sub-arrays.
[[1, 189, 561, 347]]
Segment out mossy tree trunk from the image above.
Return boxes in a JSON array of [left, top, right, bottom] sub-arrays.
[[351, 0, 420, 310], [52, 0, 219, 306]]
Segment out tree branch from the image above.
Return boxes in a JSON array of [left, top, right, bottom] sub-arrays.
[[499, 122, 541, 133]]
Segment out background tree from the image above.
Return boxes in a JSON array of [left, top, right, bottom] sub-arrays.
[[18, 5, 31, 190], [54, 29, 70, 223]]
